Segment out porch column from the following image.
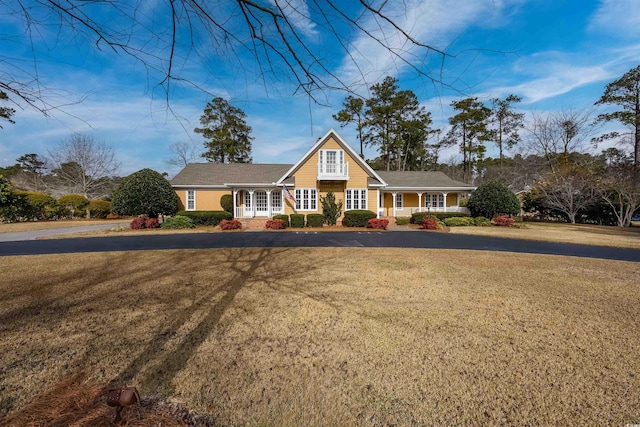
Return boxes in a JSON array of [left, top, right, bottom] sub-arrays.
[[376, 189, 381, 218], [391, 192, 397, 217], [442, 192, 448, 212], [249, 189, 255, 218], [233, 189, 238, 218], [266, 189, 272, 218], [417, 192, 423, 213]]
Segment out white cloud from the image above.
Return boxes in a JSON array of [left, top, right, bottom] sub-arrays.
[[336, 0, 526, 90], [588, 0, 640, 36], [268, 0, 318, 38]]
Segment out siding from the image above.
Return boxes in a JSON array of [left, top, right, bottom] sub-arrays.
[[176, 189, 229, 211]]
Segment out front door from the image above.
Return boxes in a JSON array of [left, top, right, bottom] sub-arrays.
[[255, 191, 268, 215]]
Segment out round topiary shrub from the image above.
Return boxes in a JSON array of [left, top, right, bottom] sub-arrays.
[[220, 194, 233, 214], [88, 200, 111, 218], [111, 168, 179, 218], [467, 181, 520, 219]]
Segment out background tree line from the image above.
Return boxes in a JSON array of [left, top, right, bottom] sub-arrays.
[[333, 66, 640, 227]]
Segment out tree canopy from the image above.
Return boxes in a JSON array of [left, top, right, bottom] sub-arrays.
[[595, 65, 640, 166], [111, 168, 179, 217], [195, 98, 253, 164]]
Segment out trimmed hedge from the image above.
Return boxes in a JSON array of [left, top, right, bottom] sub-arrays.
[[444, 217, 475, 227], [411, 211, 470, 224], [474, 216, 491, 226], [306, 213, 324, 228], [161, 215, 195, 229], [395, 216, 410, 225], [290, 214, 305, 228], [343, 210, 376, 227], [176, 210, 232, 226], [89, 200, 111, 218], [273, 214, 289, 228]]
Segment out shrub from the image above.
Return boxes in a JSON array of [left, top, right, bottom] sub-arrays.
[[220, 219, 242, 230], [290, 214, 305, 228], [411, 211, 470, 224], [273, 214, 289, 228], [220, 194, 234, 214], [493, 215, 515, 227], [343, 210, 376, 227], [145, 218, 160, 228], [58, 194, 89, 218], [395, 217, 410, 225], [176, 210, 232, 226], [474, 216, 491, 226], [444, 217, 475, 227], [421, 218, 439, 230], [265, 219, 285, 230], [161, 215, 195, 229], [111, 168, 179, 217], [106, 213, 124, 219], [14, 191, 57, 220], [468, 181, 520, 219], [320, 191, 342, 226], [88, 200, 111, 219], [130, 217, 146, 229], [306, 214, 324, 228], [367, 218, 389, 230]]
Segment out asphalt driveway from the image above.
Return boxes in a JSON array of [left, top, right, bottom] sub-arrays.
[[0, 231, 638, 262]]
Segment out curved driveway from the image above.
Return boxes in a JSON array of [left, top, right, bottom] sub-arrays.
[[0, 231, 638, 262]]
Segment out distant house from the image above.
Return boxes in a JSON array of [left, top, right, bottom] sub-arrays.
[[171, 129, 475, 223]]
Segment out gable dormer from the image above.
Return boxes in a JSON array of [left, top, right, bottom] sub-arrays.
[[318, 148, 348, 180]]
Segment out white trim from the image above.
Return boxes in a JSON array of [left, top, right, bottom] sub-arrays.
[[173, 185, 227, 189], [383, 186, 475, 191], [295, 188, 318, 211], [276, 129, 387, 186], [345, 188, 367, 211], [186, 190, 196, 211], [395, 193, 403, 210], [376, 189, 381, 218]]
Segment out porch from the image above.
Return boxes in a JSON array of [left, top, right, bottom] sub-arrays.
[[232, 189, 285, 219], [379, 190, 470, 218]]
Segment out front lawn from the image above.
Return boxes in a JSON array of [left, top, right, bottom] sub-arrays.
[[1, 248, 639, 425]]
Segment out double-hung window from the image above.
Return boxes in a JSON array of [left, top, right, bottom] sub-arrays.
[[346, 189, 367, 210], [186, 190, 196, 211], [425, 193, 444, 209], [395, 193, 403, 210], [295, 188, 317, 211], [271, 191, 282, 213]]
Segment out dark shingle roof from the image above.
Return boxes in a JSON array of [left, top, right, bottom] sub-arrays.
[[171, 163, 293, 186], [375, 171, 474, 189]]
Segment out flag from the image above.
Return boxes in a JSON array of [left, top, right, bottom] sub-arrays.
[[283, 184, 297, 204]]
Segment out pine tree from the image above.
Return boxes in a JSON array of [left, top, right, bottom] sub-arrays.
[[195, 98, 253, 163]]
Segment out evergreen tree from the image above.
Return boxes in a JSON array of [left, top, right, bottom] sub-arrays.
[[339, 76, 431, 171], [490, 94, 524, 171], [0, 91, 15, 128], [594, 65, 640, 167], [195, 97, 253, 164], [333, 96, 365, 158], [111, 169, 179, 217], [446, 97, 493, 183]]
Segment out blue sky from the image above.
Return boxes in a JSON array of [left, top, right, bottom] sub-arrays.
[[1, 0, 639, 177]]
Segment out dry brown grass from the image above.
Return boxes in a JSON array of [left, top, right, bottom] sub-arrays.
[[447, 221, 640, 249], [0, 220, 125, 233], [1, 248, 639, 426]]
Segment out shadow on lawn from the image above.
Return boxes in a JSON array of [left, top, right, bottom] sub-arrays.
[[0, 247, 317, 415], [113, 246, 305, 393]]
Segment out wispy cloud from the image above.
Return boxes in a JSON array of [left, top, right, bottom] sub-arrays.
[[268, 0, 318, 38], [588, 0, 640, 36], [336, 0, 526, 91]]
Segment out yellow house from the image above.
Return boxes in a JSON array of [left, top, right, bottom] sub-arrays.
[[171, 129, 475, 223]]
